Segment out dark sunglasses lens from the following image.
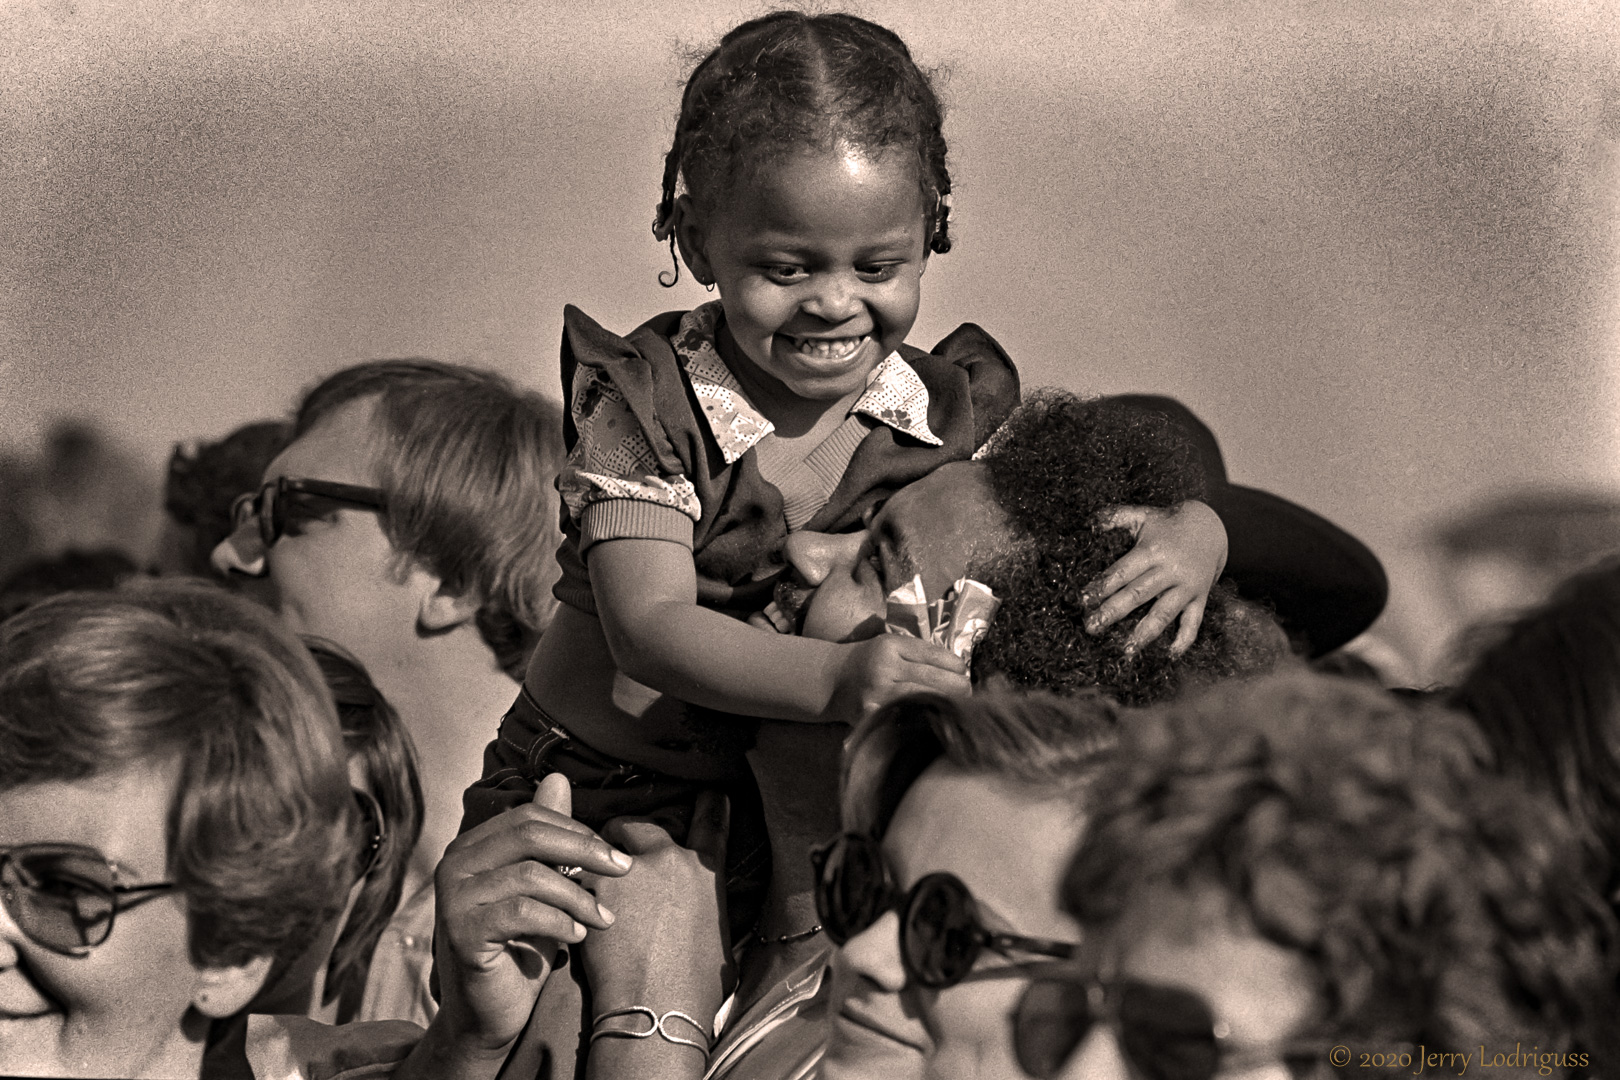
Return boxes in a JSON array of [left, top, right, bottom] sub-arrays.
[[816, 837, 889, 945], [1118, 981, 1220, 1080], [902, 874, 980, 988], [3, 850, 116, 951], [1014, 977, 1095, 1079]]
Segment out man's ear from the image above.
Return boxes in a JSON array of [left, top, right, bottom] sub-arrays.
[[419, 579, 481, 632], [191, 954, 274, 1019], [672, 194, 714, 287]]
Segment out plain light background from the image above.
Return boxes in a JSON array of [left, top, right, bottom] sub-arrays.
[[4, 0, 1618, 679]]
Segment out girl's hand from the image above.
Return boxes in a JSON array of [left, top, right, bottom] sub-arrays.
[[430, 774, 633, 1060], [1080, 499, 1228, 657], [827, 634, 970, 724], [580, 790, 732, 1029]]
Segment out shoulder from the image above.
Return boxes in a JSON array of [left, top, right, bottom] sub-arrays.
[[900, 323, 1021, 450]]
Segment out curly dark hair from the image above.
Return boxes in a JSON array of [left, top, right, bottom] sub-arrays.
[[1064, 671, 1620, 1071], [1451, 556, 1620, 905], [970, 390, 1286, 705], [164, 420, 294, 575], [654, 10, 952, 285]]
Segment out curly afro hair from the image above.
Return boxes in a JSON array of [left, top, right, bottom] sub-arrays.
[[970, 390, 1285, 705]]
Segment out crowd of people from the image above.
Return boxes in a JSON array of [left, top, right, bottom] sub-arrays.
[[4, 10, 1618, 1080]]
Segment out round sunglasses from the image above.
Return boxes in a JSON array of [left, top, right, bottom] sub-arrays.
[[1012, 972, 1327, 1080], [0, 843, 178, 956], [231, 477, 388, 549], [811, 832, 1077, 989]]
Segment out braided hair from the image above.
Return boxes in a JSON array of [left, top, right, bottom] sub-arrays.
[[653, 11, 953, 286]]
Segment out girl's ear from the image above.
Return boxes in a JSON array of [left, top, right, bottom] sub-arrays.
[[191, 954, 274, 1019], [672, 194, 715, 287]]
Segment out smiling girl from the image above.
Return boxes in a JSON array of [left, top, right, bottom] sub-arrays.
[[460, 9, 1228, 972]]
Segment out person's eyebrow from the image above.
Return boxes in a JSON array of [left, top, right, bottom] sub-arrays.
[[877, 525, 919, 588]]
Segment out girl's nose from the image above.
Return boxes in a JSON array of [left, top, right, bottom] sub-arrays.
[[783, 531, 866, 587], [211, 517, 268, 578], [836, 909, 909, 993], [801, 274, 864, 325]]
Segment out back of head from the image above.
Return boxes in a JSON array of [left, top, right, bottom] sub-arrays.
[[164, 420, 295, 575], [297, 359, 564, 678], [841, 690, 1118, 840], [1450, 556, 1620, 900], [971, 390, 1287, 704], [0, 579, 352, 970], [654, 10, 953, 281], [1065, 670, 1620, 1058]]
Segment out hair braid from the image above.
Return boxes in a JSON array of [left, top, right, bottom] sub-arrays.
[[654, 10, 955, 286]]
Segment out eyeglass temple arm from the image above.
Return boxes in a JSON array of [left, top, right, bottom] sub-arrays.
[[988, 932, 1078, 961]]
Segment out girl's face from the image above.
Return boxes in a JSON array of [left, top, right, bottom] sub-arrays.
[[0, 764, 267, 1079], [680, 146, 930, 403], [823, 761, 1086, 1080]]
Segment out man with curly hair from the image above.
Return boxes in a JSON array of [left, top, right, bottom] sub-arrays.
[[1030, 670, 1620, 1079], [783, 390, 1328, 705]]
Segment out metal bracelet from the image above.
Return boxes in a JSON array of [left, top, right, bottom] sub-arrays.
[[590, 1005, 712, 1055]]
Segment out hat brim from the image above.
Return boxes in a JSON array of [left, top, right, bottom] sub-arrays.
[[1207, 483, 1389, 659]]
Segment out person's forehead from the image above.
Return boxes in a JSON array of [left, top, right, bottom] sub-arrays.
[[0, 764, 178, 881], [883, 760, 1083, 935], [264, 397, 384, 488], [877, 461, 994, 531]]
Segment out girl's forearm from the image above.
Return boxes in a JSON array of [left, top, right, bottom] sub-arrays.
[[605, 598, 843, 722]]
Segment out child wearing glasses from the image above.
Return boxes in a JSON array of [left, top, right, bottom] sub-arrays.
[[0, 580, 354, 1080]]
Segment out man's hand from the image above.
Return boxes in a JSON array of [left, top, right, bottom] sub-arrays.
[[430, 774, 633, 1060], [1080, 499, 1228, 657], [826, 634, 970, 724]]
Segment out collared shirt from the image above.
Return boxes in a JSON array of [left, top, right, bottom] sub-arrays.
[[704, 943, 835, 1080], [560, 302, 941, 549]]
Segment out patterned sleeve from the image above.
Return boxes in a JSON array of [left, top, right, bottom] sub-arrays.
[[559, 363, 701, 552]]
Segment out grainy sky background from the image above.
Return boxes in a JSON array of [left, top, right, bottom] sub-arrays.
[[3, 0, 1618, 676]]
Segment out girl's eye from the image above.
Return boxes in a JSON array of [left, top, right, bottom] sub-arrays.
[[763, 265, 809, 285], [857, 264, 901, 283]]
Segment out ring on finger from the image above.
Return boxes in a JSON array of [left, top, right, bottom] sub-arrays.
[[555, 864, 584, 879]]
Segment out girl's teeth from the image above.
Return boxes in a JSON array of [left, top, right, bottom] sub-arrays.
[[793, 336, 865, 360]]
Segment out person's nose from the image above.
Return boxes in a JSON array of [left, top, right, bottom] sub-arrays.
[[836, 910, 909, 994], [784, 530, 866, 587], [1055, 1026, 1131, 1080], [800, 272, 866, 327], [211, 515, 268, 578]]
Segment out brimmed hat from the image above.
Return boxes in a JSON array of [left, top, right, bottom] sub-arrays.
[[1108, 395, 1388, 658]]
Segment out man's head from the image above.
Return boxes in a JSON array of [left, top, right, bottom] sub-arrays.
[[212, 359, 563, 680], [785, 391, 1287, 705]]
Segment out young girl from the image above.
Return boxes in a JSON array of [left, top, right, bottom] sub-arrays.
[[460, 9, 1226, 937]]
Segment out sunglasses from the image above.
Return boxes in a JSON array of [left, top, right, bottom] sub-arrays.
[[231, 477, 388, 549], [0, 843, 178, 957], [811, 832, 1077, 989], [1012, 973, 1326, 1080], [352, 788, 387, 881]]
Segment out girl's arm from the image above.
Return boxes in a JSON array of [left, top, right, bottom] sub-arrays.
[[1079, 499, 1228, 656], [591, 537, 968, 723]]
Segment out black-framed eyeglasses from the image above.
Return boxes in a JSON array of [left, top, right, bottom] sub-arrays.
[[811, 832, 1077, 989], [1012, 972, 1328, 1080], [352, 787, 387, 881], [0, 843, 179, 957], [231, 477, 388, 550]]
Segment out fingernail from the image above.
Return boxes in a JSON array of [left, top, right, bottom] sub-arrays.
[[571, 920, 587, 939], [597, 903, 615, 925], [610, 849, 633, 870], [1085, 617, 1101, 635], [1122, 642, 1138, 659]]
